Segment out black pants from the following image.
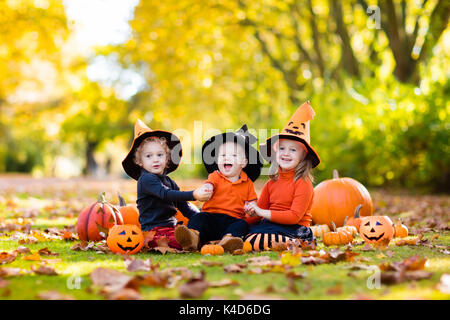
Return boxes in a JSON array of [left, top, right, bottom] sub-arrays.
[[187, 212, 249, 243]]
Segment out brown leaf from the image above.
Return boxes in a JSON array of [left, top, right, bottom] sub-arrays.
[[300, 256, 326, 265], [0, 267, 29, 277], [178, 272, 209, 298], [90, 267, 132, 293], [124, 258, 152, 272], [361, 243, 375, 251], [201, 260, 223, 267], [31, 264, 58, 275], [38, 247, 59, 256], [106, 288, 142, 300], [71, 241, 95, 251], [285, 270, 307, 279], [271, 242, 287, 252], [142, 230, 156, 247], [37, 290, 75, 300], [209, 279, 239, 288], [0, 251, 17, 265], [224, 263, 247, 273], [326, 284, 343, 295], [15, 246, 31, 254]]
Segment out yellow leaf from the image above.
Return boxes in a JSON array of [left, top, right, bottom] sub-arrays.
[[21, 253, 42, 261]]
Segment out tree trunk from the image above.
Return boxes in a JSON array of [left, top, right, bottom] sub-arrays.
[[83, 140, 99, 176]]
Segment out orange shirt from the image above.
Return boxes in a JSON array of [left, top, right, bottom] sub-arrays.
[[201, 170, 258, 220], [252, 169, 314, 227]]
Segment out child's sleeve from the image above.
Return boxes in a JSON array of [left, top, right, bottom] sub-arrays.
[[176, 201, 200, 219], [256, 182, 270, 210], [245, 181, 264, 225], [140, 173, 195, 202], [204, 172, 218, 189], [269, 180, 313, 225]]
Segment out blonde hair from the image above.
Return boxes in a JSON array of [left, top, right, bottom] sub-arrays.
[[268, 157, 314, 183], [134, 136, 170, 168]]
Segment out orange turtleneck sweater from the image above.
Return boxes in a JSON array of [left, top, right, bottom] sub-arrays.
[[250, 169, 314, 227]]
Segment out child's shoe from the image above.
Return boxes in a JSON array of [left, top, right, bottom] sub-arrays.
[[218, 234, 243, 253], [174, 225, 199, 251]]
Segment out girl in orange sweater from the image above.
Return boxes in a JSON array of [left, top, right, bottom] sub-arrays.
[[244, 101, 321, 251]]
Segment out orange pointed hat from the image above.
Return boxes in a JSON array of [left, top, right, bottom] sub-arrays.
[[122, 119, 182, 180], [260, 101, 320, 168]]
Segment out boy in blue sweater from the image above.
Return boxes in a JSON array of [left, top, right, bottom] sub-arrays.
[[122, 119, 211, 250]]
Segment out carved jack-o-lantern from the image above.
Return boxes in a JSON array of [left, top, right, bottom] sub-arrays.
[[107, 224, 144, 255], [359, 216, 395, 244]]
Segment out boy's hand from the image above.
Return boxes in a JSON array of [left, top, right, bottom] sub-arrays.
[[244, 201, 257, 216], [193, 185, 213, 202]]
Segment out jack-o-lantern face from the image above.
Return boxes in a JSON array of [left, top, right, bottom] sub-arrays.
[[107, 224, 144, 255], [359, 216, 394, 244]]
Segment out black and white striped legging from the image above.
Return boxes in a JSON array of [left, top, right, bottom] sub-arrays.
[[244, 233, 294, 251]]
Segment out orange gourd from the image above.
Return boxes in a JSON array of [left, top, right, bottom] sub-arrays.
[[323, 222, 353, 246], [107, 224, 144, 255], [311, 170, 374, 228], [117, 193, 140, 227], [200, 244, 224, 255], [310, 224, 330, 238], [394, 219, 408, 238], [242, 241, 253, 253], [345, 204, 363, 232], [359, 216, 395, 244], [76, 192, 124, 241]]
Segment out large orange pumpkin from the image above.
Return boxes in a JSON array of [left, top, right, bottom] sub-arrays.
[[311, 170, 374, 228], [117, 193, 140, 227], [359, 216, 395, 244], [76, 192, 124, 241], [107, 224, 144, 255]]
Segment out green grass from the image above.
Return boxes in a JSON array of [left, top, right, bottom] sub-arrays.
[[1, 226, 449, 300], [1, 186, 449, 300]]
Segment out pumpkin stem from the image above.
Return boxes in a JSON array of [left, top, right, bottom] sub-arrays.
[[343, 216, 348, 226], [331, 221, 337, 232], [98, 192, 107, 203], [333, 169, 339, 179], [354, 204, 362, 218], [118, 192, 126, 207]]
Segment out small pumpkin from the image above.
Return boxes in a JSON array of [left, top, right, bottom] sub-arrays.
[[76, 192, 124, 241], [107, 224, 144, 255], [242, 241, 253, 253], [359, 216, 395, 244], [345, 204, 363, 232], [323, 222, 353, 246], [310, 224, 330, 238], [337, 222, 358, 237], [394, 219, 408, 238], [117, 193, 140, 227], [200, 244, 224, 255]]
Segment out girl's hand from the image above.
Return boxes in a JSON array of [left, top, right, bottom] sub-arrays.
[[246, 202, 271, 220], [193, 185, 213, 201], [244, 201, 258, 216]]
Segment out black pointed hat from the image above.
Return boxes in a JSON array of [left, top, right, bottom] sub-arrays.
[[201, 124, 264, 181]]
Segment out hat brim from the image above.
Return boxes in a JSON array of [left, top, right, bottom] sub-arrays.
[[201, 132, 264, 182], [122, 130, 182, 180], [260, 134, 320, 168]]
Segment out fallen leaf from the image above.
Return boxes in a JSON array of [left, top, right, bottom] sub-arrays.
[[31, 264, 58, 275], [0, 251, 17, 265], [178, 272, 209, 298], [201, 260, 223, 267], [326, 284, 343, 295], [224, 264, 247, 273], [90, 267, 132, 293], [21, 252, 41, 261], [107, 288, 142, 300], [38, 248, 59, 256], [37, 290, 75, 300], [209, 279, 239, 288]]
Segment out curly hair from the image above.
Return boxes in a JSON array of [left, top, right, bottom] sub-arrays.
[[134, 136, 170, 168]]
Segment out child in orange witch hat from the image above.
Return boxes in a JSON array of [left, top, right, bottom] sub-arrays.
[[122, 119, 212, 250], [244, 101, 320, 251], [174, 124, 264, 253]]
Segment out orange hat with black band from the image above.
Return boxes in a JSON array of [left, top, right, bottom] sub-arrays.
[[260, 101, 320, 168], [122, 119, 183, 180]]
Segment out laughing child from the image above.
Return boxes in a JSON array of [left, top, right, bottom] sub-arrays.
[[174, 125, 264, 252]]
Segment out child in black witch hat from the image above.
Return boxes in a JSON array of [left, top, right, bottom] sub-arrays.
[[122, 119, 212, 250], [174, 124, 264, 252]]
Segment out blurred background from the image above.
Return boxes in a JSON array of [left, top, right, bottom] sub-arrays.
[[0, 0, 448, 193]]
